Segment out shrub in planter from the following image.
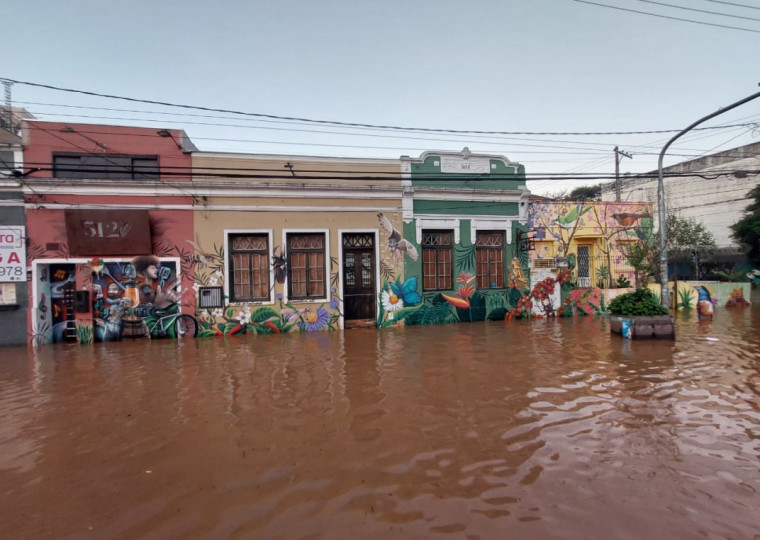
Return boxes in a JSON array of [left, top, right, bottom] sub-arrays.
[[608, 288, 668, 317]]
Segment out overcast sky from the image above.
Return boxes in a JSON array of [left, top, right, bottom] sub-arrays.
[[5, 0, 760, 194]]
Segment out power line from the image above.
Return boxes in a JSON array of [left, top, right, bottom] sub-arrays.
[[16, 155, 760, 178], [21, 116, 636, 154], [635, 0, 760, 22], [19, 101, 760, 143], [703, 0, 760, 11], [570, 0, 760, 33], [7, 77, 760, 136], [21, 120, 759, 159], [17, 163, 760, 182]]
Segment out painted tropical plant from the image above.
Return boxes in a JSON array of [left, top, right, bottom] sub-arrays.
[[195, 289, 343, 337], [677, 288, 695, 310], [506, 268, 572, 320], [441, 273, 476, 309]]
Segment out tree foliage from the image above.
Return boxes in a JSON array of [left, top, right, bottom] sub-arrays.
[[568, 185, 602, 201], [619, 213, 716, 284], [619, 239, 657, 288], [730, 185, 760, 266], [665, 213, 716, 262], [544, 185, 601, 201]]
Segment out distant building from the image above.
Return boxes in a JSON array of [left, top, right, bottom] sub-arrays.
[[601, 141, 760, 256], [0, 108, 32, 346], [527, 199, 654, 289]]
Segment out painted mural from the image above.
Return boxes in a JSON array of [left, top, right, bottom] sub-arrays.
[[186, 236, 343, 337], [27, 208, 197, 346], [90, 257, 189, 341], [376, 215, 527, 327], [528, 201, 654, 288], [673, 281, 751, 312]]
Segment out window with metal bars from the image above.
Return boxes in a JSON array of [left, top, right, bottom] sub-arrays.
[[287, 233, 326, 300], [475, 231, 504, 289], [421, 230, 452, 291], [229, 233, 270, 302]]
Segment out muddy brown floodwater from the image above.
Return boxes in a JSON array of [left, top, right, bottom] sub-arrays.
[[1, 300, 760, 540]]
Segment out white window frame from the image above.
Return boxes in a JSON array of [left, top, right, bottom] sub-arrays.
[[282, 228, 330, 304], [224, 229, 274, 306], [470, 219, 513, 245], [415, 218, 460, 245]]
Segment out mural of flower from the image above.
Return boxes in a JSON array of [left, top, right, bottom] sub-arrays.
[[300, 307, 330, 331], [381, 290, 404, 312], [237, 311, 250, 325], [330, 296, 340, 310], [212, 308, 224, 318], [209, 277, 219, 286], [192, 283, 201, 291], [390, 276, 421, 306], [442, 272, 476, 309]]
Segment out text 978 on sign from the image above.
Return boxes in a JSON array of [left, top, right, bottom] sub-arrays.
[[0, 227, 26, 282]]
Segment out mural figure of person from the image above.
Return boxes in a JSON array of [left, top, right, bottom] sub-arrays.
[[93, 281, 131, 341], [133, 255, 180, 313], [134, 256, 159, 305]]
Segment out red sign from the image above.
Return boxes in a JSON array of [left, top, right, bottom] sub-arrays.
[[65, 210, 152, 256]]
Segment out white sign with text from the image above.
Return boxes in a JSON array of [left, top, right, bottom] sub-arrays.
[[0, 226, 26, 282]]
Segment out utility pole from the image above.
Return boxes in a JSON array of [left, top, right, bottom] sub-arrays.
[[614, 146, 632, 202], [657, 85, 760, 310], [1, 80, 12, 132]]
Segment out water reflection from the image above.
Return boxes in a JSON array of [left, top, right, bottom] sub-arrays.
[[0, 298, 759, 538]]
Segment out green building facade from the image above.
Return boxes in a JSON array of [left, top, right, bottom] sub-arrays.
[[376, 149, 531, 327]]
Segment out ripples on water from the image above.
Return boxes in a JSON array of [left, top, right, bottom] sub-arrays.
[[1, 300, 759, 539]]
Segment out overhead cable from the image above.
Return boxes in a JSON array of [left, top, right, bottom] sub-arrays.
[[6, 77, 760, 136]]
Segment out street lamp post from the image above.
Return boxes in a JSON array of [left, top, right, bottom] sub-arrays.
[[657, 86, 760, 309]]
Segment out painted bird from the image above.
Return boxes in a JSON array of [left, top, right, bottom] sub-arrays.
[[696, 285, 714, 319], [557, 205, 592, 229], [377, 213, 419, 261], [272, 246, 287, 284]]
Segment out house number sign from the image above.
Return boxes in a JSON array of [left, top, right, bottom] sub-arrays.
[[65, 209, 152, 256]]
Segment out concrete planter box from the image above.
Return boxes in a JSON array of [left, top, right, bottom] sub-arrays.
[[609, 315, 675, 340]]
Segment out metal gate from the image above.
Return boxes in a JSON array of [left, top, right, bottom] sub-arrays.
[[342, 233, 376, 320], [577, 245, 591, 288]]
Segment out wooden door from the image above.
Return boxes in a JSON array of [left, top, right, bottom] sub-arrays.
[[342, 233, 376, 320]]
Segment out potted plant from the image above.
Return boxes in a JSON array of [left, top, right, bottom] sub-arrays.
[[608, 288, 674, 339]]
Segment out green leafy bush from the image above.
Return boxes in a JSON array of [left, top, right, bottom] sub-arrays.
[[615, 274, 631, 288], [608, 288, 668, 316]]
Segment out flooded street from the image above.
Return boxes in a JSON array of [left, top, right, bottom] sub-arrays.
[[1, 301, 759, 540]]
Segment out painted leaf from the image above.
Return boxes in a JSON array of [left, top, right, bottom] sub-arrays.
[[250, 307, 280, 323], [405, 305, 443, 326]]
